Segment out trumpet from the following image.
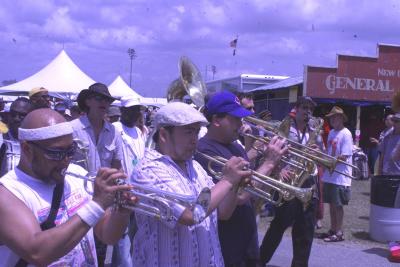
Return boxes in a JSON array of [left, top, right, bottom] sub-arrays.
[[66, 171, 211, 224], [70, 139, 211, 223], [196, 151, 314, 206], [244, 116, 360, 179]]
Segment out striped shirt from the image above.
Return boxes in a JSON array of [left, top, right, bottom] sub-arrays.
[[131, 149, 224, 267]]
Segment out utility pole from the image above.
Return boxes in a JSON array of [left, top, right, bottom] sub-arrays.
[[127, 48, 137, 87]]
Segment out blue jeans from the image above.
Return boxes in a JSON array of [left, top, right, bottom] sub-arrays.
[[111, 233, 133, 267], [111, 214, 136, 267]]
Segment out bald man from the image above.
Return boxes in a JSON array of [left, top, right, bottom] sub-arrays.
[[0, 108, 134, 266]]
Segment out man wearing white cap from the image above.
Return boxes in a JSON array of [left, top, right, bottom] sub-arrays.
[[0, 108, 135, 266], [131, 102, 252, 267], [111, 96, 146, 267], [114, 97, 146, 176]]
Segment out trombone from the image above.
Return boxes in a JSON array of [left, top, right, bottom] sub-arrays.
[[66, 171, 211, 224], [196, 151, 314, 206], [244, 116, 360, 179]]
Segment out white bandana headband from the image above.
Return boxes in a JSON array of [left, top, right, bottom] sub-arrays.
[[19, 122, 73, 141]]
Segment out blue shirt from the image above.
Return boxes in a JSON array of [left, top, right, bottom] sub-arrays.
[[195, 136, 259, 265]]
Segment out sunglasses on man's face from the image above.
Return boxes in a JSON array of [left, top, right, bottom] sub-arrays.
[[28, 141, 77, 161], [92, 94, 113, 103], [10, 110, 28, 119]]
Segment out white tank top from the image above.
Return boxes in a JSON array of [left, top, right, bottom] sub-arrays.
[[0, 164, 97, 267]]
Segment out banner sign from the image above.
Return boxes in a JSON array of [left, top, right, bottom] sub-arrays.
[[304, 44, 400, 102]]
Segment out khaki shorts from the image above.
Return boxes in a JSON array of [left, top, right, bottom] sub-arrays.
[[323, 182, 351, 206]]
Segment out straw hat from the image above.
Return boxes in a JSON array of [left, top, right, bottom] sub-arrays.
[[325, 106, 348, 122]]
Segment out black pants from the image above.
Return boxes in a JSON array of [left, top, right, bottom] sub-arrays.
[[259, 198, 316, 267]]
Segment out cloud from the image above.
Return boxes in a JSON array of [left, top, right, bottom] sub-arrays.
[[43, 7, 84, 40], [1, 0, 400, 97]]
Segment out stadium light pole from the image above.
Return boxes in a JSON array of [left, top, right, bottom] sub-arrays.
[[127, 48, 137, 87]]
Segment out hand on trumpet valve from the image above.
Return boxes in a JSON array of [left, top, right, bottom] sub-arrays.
[[262, 135, 289, 166], [308, 143, 320, 151], [278, 168, 295, 183], [337, 154, 350, 162], [222, 156, 252, 187], [92, 167, 133, 210]]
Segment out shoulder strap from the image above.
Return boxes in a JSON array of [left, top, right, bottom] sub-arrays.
[[15, 182, 64, 267]]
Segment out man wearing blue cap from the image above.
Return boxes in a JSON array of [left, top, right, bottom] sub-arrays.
[[195, 91, 288, 267]]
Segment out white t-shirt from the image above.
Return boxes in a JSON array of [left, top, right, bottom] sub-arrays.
[[322, 127, 353, 186], [0, 164, 97, 267], [113, 121, 146, 178]]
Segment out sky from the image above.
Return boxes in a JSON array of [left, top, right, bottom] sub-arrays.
[[0, 0, 400, 97]]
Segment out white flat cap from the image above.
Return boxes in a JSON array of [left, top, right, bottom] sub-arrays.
[[153, 102, 208, 129], [120, 96, 142, 108]]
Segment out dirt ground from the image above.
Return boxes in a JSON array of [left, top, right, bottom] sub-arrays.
[[258, 178, 387, 249]]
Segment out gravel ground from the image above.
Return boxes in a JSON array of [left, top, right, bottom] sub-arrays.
[[258, 178, 387, 249]]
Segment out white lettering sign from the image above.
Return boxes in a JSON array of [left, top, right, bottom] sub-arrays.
[[325, 75, 392, 95]]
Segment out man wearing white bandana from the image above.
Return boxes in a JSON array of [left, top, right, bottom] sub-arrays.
[[0, 108, 135, 266]]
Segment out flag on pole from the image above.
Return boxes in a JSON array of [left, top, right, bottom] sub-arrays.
[[230, 37, 238, 56], [230, 38, 237, 48]]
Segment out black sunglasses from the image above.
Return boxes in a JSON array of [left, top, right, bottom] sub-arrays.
[[91, 94, 113, 103], [10, 110, 28, 119], [28, 141, 77, 161]]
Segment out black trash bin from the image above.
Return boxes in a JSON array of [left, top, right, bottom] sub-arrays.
[[369, 175, 400, 242], [370, 175, 400, 208]]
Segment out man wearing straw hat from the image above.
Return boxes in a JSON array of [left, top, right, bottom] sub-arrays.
[[320, 106, 353, 242]]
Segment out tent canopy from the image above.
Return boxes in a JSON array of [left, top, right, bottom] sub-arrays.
[[0, 50, 95, 99], [108, 75, 142, 99]]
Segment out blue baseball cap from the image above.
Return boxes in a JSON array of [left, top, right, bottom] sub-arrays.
[[205, 91, 253, 118]]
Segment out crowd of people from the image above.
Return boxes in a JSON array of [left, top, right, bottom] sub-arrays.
[[0, 82, 387, 267]]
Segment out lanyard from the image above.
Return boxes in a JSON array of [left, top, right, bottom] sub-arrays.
[[294, 120, 308, 144]]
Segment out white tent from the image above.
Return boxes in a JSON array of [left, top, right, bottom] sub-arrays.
[[141, 97, 167, 106], [108, 76, 167, 106], [0, 50, 95, 99], [108, 75, 142, 99]]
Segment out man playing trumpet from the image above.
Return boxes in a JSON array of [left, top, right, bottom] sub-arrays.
[[131, 102, 252, 267], [260, 96, 323, 267], [195, 91, 288, 267], [0, 109, 134, 266]]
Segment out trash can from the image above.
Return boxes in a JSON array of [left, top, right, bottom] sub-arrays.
[[369, 175, 400, 242]]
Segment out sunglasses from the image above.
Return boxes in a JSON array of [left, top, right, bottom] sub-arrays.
[[10, 110, 28, 119], [32, 94, 50, 100], [28, 141, 77, 161], [92, 94, 113, 103]]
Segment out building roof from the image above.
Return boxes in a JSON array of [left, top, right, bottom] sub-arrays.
[[249, 76, 303, 91]]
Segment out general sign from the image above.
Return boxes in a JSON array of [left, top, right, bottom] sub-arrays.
[[304, 44, 400, 102]]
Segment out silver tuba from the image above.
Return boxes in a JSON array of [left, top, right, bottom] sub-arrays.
[[146, 56, 207, 149]]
